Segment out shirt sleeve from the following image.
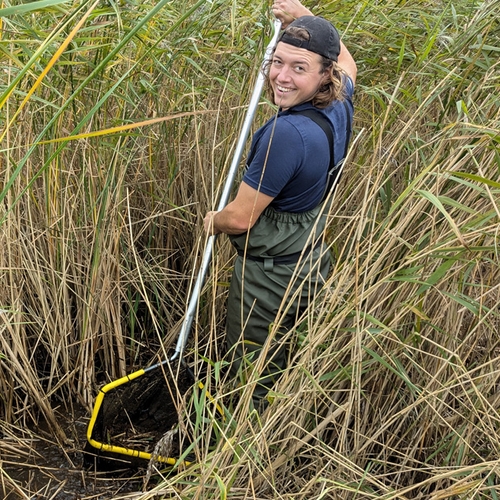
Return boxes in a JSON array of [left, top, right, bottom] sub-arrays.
[[242, 119, 304, 198], [344, 75, 355, 99]]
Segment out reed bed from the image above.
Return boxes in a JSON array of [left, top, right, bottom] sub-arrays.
[[0, 0, 499, 498]]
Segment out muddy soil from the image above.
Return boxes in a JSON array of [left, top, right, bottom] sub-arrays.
[[1, 411, 145, 499], [1, 366, 194, 499]]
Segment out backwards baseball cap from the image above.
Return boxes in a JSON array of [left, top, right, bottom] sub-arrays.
[[278, 16, 341, 62]]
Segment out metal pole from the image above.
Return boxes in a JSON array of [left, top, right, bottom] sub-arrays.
[[171, 18, 282, 360]]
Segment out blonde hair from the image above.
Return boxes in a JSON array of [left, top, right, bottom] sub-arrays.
[[264, 26, 346, 109]]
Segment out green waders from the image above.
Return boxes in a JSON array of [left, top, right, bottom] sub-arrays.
[[226, 204, 330, 406]]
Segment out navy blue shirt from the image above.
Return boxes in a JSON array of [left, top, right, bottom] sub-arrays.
[[243, 76, 354, 212]]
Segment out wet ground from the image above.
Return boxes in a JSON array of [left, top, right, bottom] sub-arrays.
[[0, 407, 156, 500]]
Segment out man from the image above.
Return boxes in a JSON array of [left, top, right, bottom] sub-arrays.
[[204, 0, 357, 408]]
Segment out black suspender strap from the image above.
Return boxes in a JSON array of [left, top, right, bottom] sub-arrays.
[[289, 102, 352, 202], [289, 109, 334, 202], [290, 108, 335, 175]]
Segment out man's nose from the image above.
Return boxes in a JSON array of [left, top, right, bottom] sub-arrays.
[[276, 65, 292, 81]]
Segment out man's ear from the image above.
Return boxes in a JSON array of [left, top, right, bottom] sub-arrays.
[[319, 71, 331, 89], [319, 62, 332, 85]]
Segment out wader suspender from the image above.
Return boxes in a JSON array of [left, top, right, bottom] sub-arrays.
[[288, 101, 352, 202]]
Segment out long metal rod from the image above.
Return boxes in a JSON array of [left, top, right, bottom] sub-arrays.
[[171, 18, 282, 360]]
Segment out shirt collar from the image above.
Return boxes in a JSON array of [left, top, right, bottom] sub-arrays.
[[279, 101, 318, 116]]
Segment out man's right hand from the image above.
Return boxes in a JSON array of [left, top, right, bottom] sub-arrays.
[[272, 0, 312, 28]]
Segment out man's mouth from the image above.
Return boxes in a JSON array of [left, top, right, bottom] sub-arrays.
[[276, 85, 293, 93]]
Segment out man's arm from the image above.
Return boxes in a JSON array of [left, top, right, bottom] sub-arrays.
[[204, 182, 274, 236], [337, 41, 357, 85], [272, 0, 357, 84]]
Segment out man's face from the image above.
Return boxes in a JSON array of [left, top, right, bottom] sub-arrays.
[[269, 42, 326, 110]]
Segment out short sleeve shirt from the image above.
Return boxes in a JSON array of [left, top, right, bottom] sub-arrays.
[[243, 76, 354, 212]]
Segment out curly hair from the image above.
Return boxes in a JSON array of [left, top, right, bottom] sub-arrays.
[[263, 26, 346, 109]]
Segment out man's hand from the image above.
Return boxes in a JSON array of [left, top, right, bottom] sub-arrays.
[[204, 211, 221, 236], [272, 0, 312, 28]]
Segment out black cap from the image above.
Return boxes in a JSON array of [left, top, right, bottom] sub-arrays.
[[278, 16, 341, 62]]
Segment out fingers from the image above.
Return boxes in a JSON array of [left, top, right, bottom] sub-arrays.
[[203, 212, 212, 233], [272, 1, 294, 26], [272, 0, 313, 26], [203, 211, 220, 235]]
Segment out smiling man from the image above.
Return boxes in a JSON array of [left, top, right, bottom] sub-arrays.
[[204, 0, 356, 409]]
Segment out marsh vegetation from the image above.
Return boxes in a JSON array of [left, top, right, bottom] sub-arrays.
[[0, 0, 499, 498]]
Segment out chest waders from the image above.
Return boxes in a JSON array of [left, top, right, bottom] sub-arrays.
[[226, 204, 330, 405], [224, 97, 352, 407]]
